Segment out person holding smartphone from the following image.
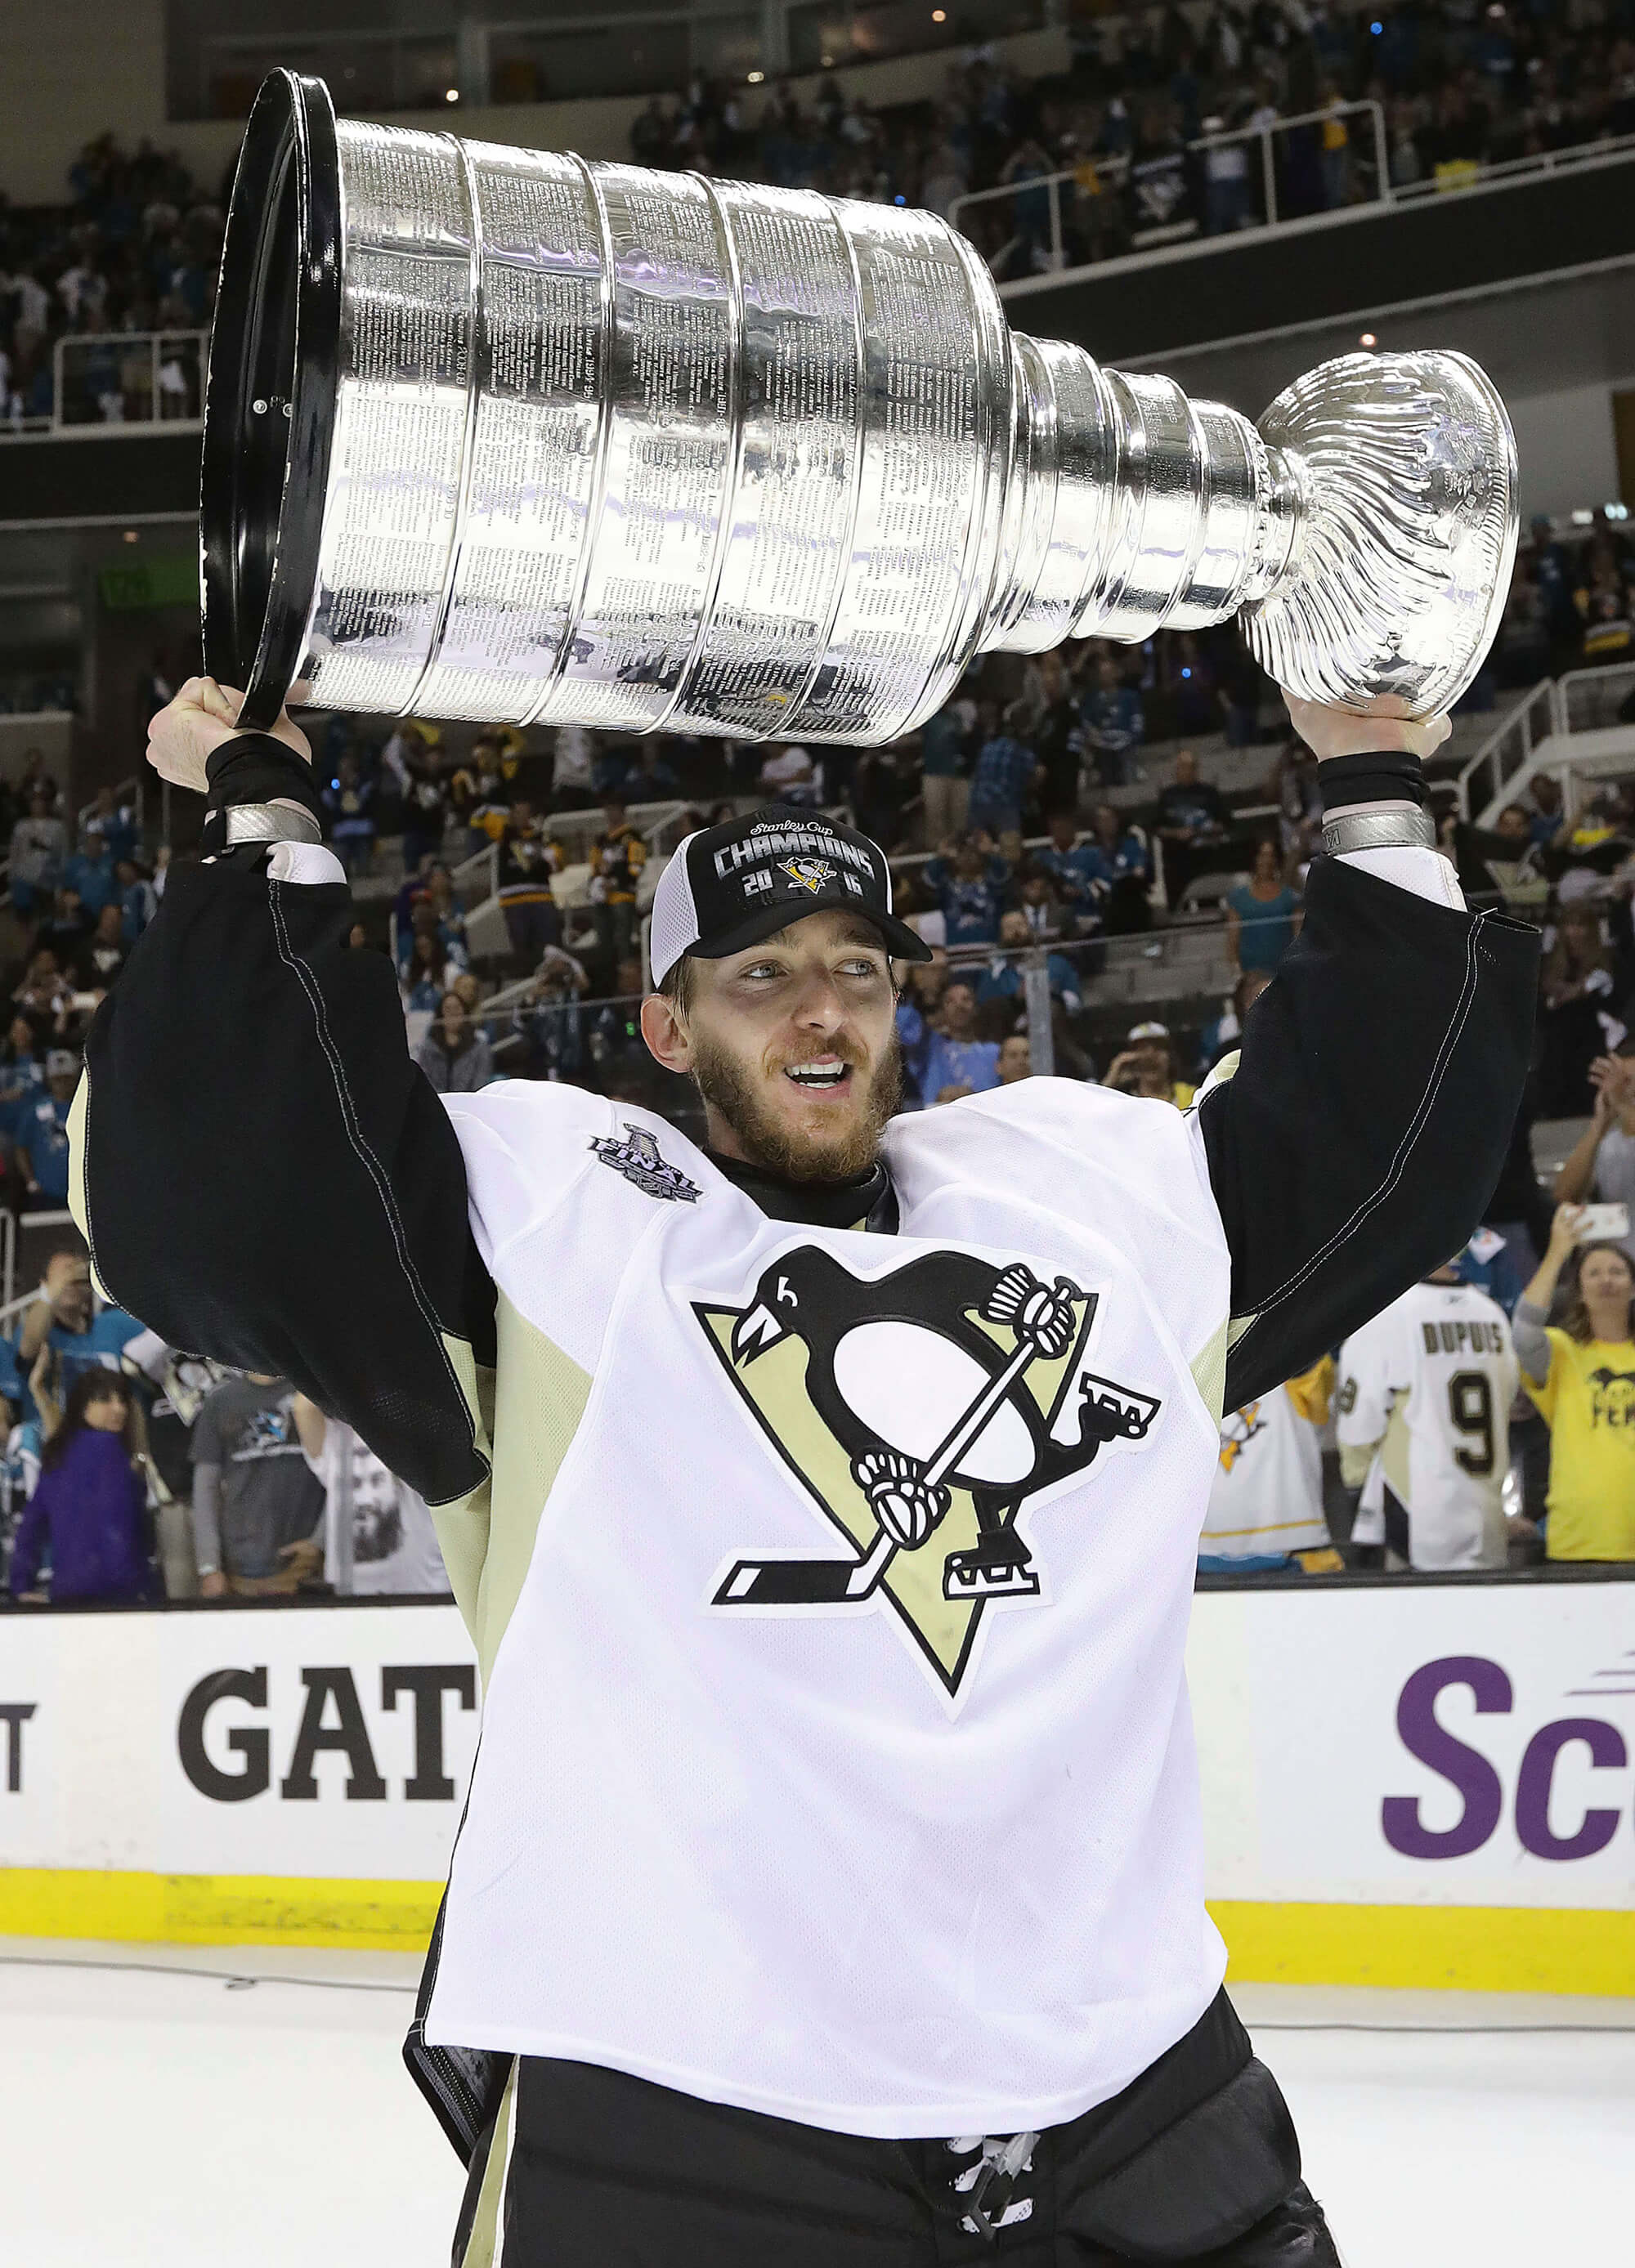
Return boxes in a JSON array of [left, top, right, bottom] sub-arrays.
[[1516, 1203, 1635, 1562]]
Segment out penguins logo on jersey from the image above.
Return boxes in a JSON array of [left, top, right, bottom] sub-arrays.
[[780, 857, 838, 893], [1217, 1402, 1265, 1473], [697, 1247, 1161, 1701]]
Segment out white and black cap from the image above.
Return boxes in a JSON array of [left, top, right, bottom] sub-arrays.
[[649, 803, 934, 987]]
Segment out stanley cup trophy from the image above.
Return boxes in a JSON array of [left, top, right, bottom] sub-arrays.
[[203, 72, 1518, 742]]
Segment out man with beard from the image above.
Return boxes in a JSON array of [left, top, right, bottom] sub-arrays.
[[74, 676, 1536, 2267]]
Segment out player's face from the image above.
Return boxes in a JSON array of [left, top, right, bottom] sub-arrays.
[[650, 910, 902, 1180]]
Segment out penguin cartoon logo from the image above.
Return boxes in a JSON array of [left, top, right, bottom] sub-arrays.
[[696, 1246, 1161, 1702], [1217, 1402, 1265, 1474], [779, 857, 838, 893]]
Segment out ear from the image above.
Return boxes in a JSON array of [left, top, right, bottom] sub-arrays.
[[640, 991, 692, 1075]]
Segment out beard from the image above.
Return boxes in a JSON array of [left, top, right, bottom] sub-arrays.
[[691, 1026, 903, 1182]]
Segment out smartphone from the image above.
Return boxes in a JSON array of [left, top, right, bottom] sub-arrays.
[[1576, 1202, 1631, 1243]]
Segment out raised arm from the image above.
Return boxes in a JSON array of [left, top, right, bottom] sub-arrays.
[[1555, 1058, 1628, 1202], [72, 682, 493, 1535], [1200, 695, 1539, 1411]]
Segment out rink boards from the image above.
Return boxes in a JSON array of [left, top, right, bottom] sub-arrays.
[[2, 1583, 1632, 1992]]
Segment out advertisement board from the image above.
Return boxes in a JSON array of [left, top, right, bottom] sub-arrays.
[[2, 1583, 1632, 1987]]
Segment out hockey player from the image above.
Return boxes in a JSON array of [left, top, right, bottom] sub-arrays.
[[1337, 1263, 1521, 1570], [72, 677, 1537, 2265], [1198, 1357, 1338, 1572]]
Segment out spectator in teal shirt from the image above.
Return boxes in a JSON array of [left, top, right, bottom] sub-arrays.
[[918, 700, 973, 845], [923, 837, 1010, 947], [967, 702, 1042, 836], [16, 1051, 79, 1207], [1036, 812, 1106, 936], [1080, 656, 1145, 785], [12, 1247, 145, 1425], [0, 1015, 47, 1140], [63, 834, 118, 917], [1225, 839, 1302, 974], [115, 858, 158, 945], [976, 912, 1083, 1016], [915, 981, 1001, 1107]]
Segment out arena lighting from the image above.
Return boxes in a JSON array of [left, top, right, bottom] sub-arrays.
[[933, 8, 947, 20], [1606, 501, 1630, 519], [446, 88, 459, 103], [1360, 331, 1377, 347], [746, 69, 764, 83]]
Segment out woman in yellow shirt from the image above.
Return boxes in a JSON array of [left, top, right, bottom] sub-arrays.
[[1516, 1204, 1635, 1561]]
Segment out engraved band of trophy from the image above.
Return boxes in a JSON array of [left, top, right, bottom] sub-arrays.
[[204, 72, 1518, 742]]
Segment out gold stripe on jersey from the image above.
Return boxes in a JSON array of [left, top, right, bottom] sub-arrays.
[[430, 1332, 496, 1635], [459, 2060, 519, 2268], [429, 1301, 594, 1684], [473, 1294, 594, 1686], [1189, 1316, 1230, 1426]]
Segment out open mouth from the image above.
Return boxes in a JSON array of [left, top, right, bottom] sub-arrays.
[[783, 1058, 854, 1095]]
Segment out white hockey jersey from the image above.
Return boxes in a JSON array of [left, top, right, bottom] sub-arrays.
[[1337, 1279, 1518, 1570], [1198, 1359, 1333, 1559], [422, 1076, 1234, 2138]]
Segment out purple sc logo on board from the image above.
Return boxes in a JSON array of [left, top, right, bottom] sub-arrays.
[[1384, 1655, 1632, 1862]]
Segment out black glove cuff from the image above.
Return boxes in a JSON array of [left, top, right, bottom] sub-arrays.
[[202, 734, 325, 855], [1317, 751, 1427, 814]]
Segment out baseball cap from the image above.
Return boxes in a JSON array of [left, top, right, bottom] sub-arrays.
[[46, 1049, 78, 1077], [1127, 1021, 1171, 1042], [648, 804, 934, 986]]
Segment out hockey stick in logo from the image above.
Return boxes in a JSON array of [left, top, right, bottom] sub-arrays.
[[714, 1265, 1077, 1608]]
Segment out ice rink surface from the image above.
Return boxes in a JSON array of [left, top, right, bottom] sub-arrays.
[[2, 1941, 1631, 2266]]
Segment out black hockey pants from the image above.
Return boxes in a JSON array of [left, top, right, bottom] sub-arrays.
[[451, 1989, 1342, 2267]]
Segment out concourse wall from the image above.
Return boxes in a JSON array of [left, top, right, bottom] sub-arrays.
[[2, 1581, 1632, 1991]]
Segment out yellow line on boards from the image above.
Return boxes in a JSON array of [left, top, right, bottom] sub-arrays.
[[0, 1869, 443, 1951], [2, 1872, 1632, 1993], [1214, 1900, 1635, 1997]]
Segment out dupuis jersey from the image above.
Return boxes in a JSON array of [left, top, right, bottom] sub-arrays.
[[1337, 1279, 1519, 1569]]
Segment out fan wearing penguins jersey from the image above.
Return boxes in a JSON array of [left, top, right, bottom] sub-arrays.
[[1198, 1357, 1337, 1572], [1337, 1267, 1521, 1571], [74, 676, 1537, 2268]]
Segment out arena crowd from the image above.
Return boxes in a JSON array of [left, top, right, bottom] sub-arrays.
[[5, 3, 1635, 430], [3, 6, 1635, 1604], [2, 498, 1634, 1598]]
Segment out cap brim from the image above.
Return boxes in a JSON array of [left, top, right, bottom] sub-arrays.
[[687, 895, 934, 970]]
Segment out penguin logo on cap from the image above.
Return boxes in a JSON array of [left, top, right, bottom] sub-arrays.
[[697, 1245, 1160, 1704], [780, 856, 839, 892]]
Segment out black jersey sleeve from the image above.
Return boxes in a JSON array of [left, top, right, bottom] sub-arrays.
[[1200, 854, 1538, 1412], [73, 839, 493, 1510]]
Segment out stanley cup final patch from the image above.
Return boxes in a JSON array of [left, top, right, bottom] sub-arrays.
[[696, 1246, 1162, 1703], [589, 1123, 701, 1204]]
